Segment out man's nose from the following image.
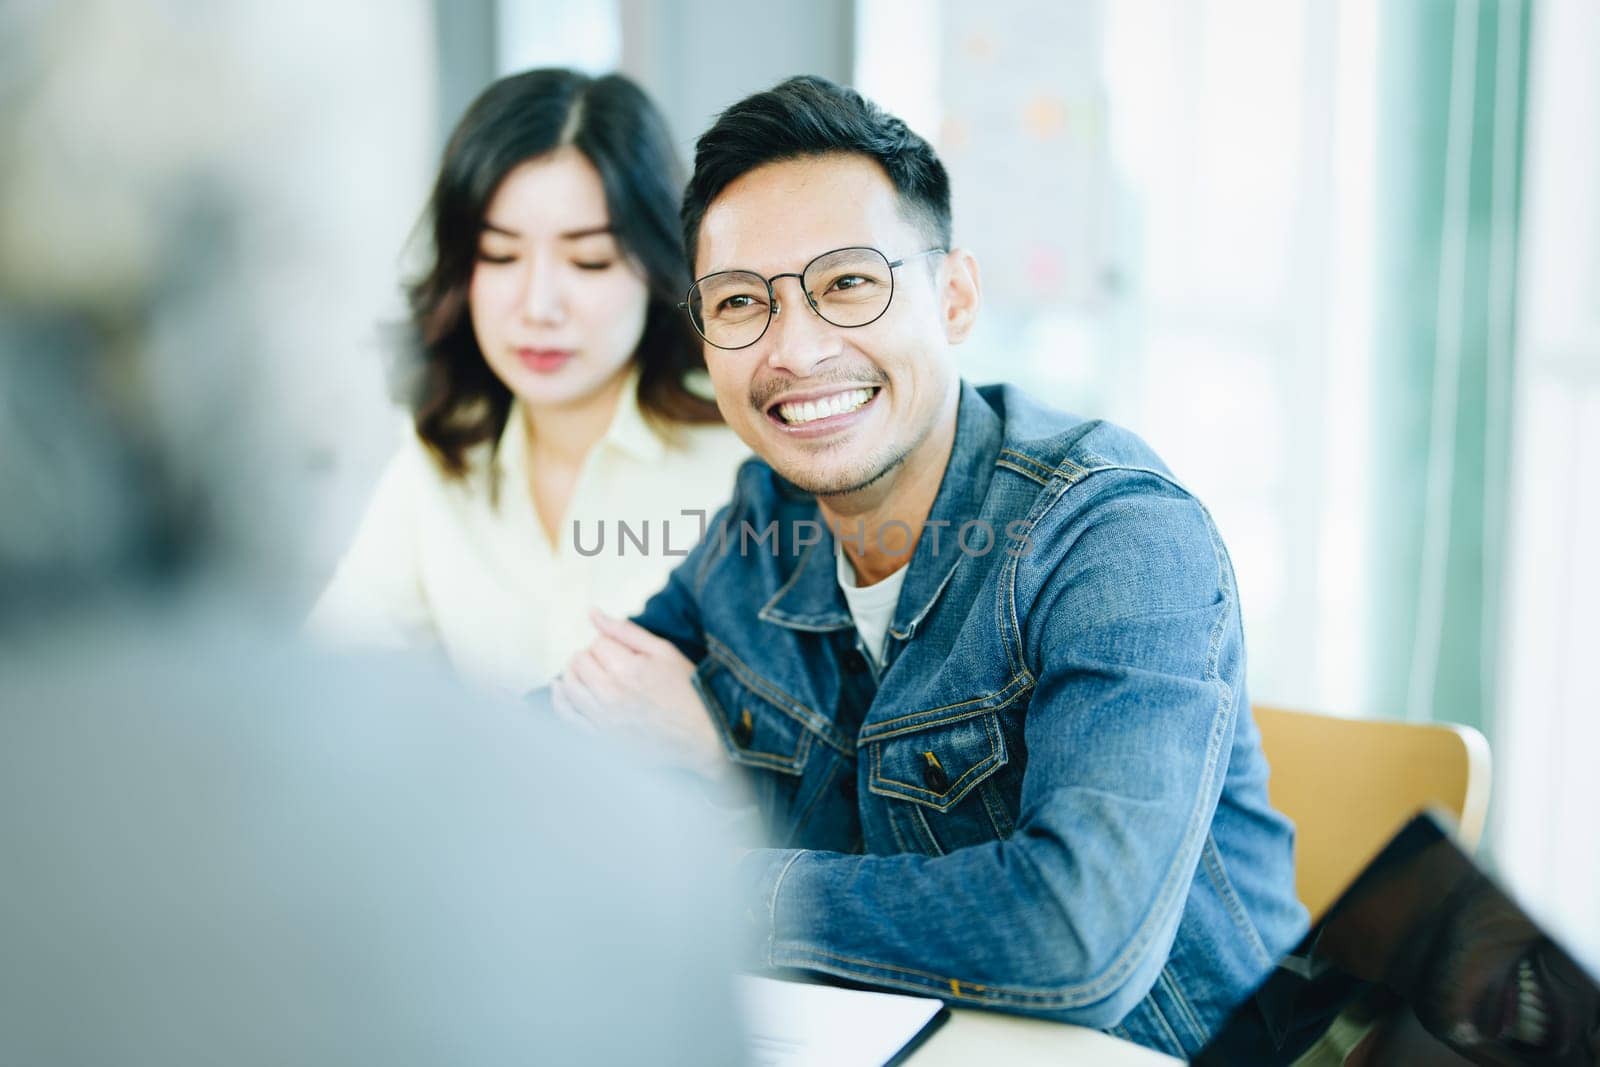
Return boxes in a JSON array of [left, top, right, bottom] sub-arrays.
[[518, 258, 564, 325], [762, 275, 839, 376]]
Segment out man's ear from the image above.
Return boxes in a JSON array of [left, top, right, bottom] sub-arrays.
[[940, 248, 981, 344]]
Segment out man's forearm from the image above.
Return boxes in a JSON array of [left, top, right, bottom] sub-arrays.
[[735, 793, 1210, 1030]]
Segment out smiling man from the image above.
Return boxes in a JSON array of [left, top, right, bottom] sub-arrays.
[[553, 75, 1308, 1058]]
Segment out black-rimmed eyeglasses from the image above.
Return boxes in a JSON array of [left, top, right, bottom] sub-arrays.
[[679, 246, 947, 351]]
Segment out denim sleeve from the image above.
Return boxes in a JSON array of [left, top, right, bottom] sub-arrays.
[[737, 474, 1242, 1029], [629, 501, 737, 663]]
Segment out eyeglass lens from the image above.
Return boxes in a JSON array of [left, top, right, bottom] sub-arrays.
[[688, 247, 894, 349]]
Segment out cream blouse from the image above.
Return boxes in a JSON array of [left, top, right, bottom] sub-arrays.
[[309, 381, 747, 695]]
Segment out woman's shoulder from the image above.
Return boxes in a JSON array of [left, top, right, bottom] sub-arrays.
[[664, 417, 743, 447], [375, 426, 498, 505], [641, 420, 745, 508], [660, 420, 749, 466]]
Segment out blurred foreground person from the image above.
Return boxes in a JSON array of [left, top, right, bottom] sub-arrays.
[[0, 632, 744, 1067], [0, 5, 741, 1065]]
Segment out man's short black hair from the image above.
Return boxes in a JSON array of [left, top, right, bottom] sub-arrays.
[[681, 75, 951, 272]]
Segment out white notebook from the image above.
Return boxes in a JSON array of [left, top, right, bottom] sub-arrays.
[[738, 974, 949, 1067]]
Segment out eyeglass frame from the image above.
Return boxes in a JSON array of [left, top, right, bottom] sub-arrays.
[[677, 245, 949, 351]]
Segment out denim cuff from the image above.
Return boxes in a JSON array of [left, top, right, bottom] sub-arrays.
[[736, 847, 805, 965]]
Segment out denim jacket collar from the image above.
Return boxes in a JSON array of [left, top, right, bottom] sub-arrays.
[[757, 380, 1004, 641], [756, 535, 854, 632]]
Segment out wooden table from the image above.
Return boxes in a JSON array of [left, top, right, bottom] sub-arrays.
[[906, 1008, 1184, 1066]]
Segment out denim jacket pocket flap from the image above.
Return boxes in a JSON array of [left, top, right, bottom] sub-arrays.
[[693, 657, 816, 776], [867, 711, 1007, 812]]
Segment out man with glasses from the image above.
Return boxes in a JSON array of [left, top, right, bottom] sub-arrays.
[[552, 75, 1307, 1059]]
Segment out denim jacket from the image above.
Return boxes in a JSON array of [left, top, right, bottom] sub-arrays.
[[633, 380, 1309, 1058]]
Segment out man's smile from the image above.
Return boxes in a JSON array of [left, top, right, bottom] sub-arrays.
[[768, 385, 880, 424], [764, 385, 883, 435]]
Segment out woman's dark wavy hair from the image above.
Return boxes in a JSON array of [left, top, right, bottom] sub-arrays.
[[406, 69, 719, 477]]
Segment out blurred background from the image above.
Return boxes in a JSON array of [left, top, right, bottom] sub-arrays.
[[2, 0, 1595, 969]]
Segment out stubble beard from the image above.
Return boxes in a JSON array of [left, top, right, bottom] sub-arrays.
[[776, 402, 942, 500], [781, 442, 913, 499]]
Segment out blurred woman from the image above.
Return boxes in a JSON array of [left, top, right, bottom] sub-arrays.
[[311, 69, 745, 694]]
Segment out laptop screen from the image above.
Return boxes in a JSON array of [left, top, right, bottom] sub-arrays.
[[1194, 812, 1599, 1065]]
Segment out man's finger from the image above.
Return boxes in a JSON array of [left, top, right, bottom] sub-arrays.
[[568, 649, 619, 702], [589, 635, 642, 680], [590, 610, 674, 657], [550, 676, 598, 732]]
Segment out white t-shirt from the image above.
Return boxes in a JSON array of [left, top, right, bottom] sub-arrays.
[[835, 545, 909, 669], [309, 375, 747, 695]]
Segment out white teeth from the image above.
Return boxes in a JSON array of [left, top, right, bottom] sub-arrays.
[[776, 388, 874, 425], [1513, 957, 1551, 1047]]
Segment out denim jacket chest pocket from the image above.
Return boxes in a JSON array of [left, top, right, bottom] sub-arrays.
[[692, 641, 847, 842], [863, 707, 1015, 856]]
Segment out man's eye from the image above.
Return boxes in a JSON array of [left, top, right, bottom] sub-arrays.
[[720, 294, 756, 311], [829, 274, 869, 291]]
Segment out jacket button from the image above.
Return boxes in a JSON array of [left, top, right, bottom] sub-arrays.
[[842, 648, 869, 674], [922, 752, 949, 793], [732, 709, 754, 747]]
